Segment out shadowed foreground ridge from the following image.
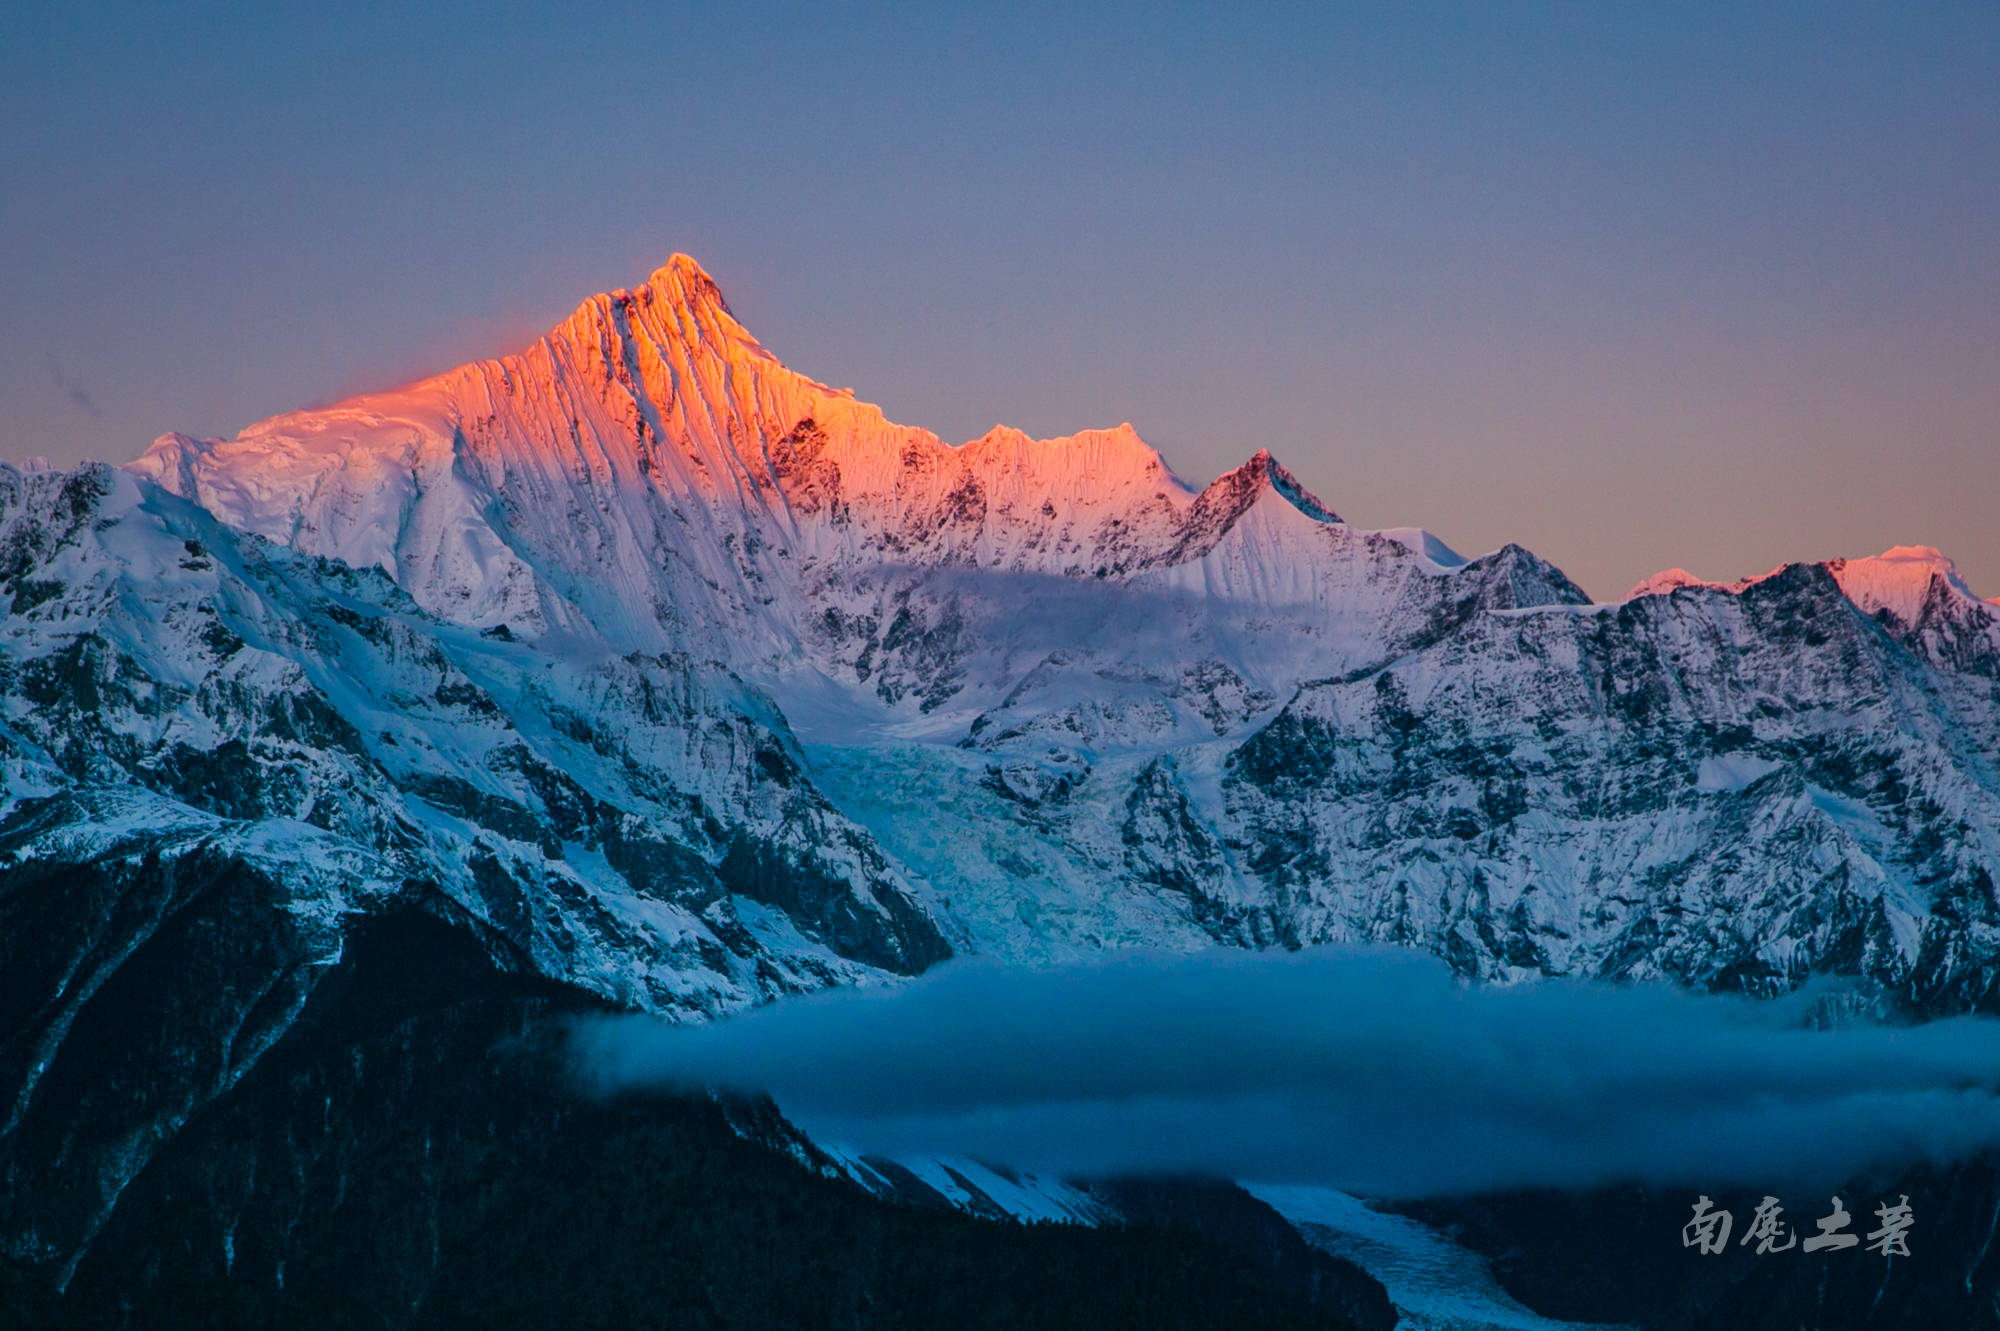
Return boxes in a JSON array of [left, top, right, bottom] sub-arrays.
[[0, 894, 1374, 1329]]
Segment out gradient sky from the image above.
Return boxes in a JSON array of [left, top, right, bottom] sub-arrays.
[[4, 1, 1996, 599]]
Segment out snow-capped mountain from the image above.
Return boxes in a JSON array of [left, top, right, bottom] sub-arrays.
[[19, 254, 2000, 1008], [6, 256, 2000, 1305]]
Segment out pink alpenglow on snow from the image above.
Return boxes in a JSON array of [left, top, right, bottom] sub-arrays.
[[1627, 543, 1998, 637], [128, 256, 1995, 701], [124, 257, 1468, 682]]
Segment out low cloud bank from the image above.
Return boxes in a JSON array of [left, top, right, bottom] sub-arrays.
[[573, 947, 2000, 1197]]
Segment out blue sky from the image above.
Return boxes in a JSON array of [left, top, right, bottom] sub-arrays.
[[4, 1, 1996, 597]]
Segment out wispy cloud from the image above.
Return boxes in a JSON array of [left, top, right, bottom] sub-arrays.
[[48, 357, 101, 417], [575, 947, 2000, 1198]]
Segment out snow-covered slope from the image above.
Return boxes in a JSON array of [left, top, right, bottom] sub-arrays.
[[17, 255, 1995, 1010], [815, 1147, 1616, 1331], [0, 462, 947, 1017], [1248, 1185, 1625, 1331], [128, 258, 1549, 706], [131, 260, 1382, 668]]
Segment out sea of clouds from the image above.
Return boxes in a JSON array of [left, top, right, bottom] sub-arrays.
[[573, 946, 2000, 1197]]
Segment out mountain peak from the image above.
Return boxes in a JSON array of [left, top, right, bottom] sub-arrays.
[[642, 253, 729, 312], [1827, 544, 1983, 627], [1236, 449, 1339, 524], [1626, 568, 1731, 600], [1626, 544, 1993, 630], [1863, 544, 1952, 569]]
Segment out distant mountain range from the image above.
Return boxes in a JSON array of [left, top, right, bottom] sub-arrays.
[[5, 256, 1998, 1327]]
